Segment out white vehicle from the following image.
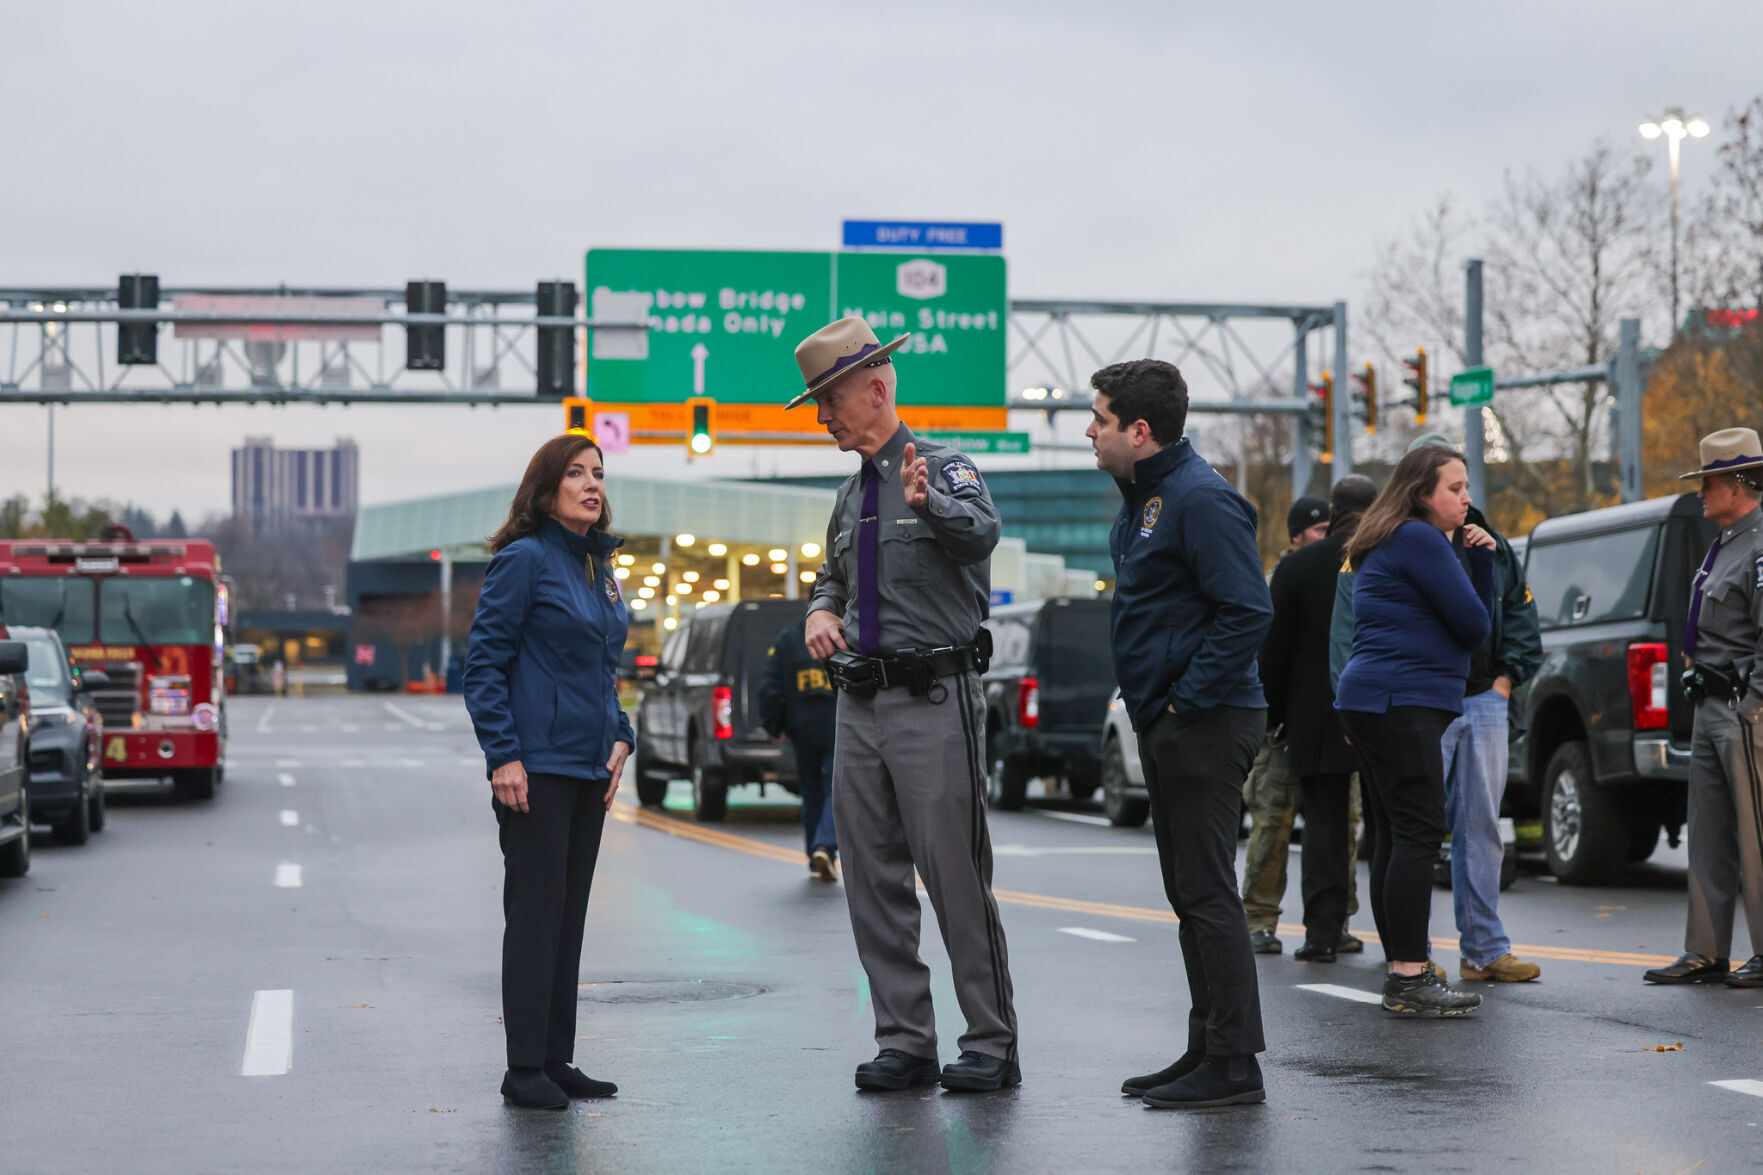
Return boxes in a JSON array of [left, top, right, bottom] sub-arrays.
[[1098, 689, 1150, 827]]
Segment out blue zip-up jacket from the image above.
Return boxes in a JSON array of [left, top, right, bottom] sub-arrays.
[[463, 517, 635, 780], [1336, 520, 1496, 715], [1108, 439, 1272, 732]]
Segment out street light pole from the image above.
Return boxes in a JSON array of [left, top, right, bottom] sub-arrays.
[[1640, 106, 1711, 334]]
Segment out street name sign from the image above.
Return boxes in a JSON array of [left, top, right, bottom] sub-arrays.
[[919, 431, 1031, 455], [1449, 366, 1495, 407], [842, 220, 1003, 251]]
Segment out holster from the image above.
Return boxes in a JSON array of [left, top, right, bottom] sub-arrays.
[[1684, 662, 1745, 707]]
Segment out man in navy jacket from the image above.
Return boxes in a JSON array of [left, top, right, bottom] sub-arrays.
[[1087, 359, 1273, 1110]]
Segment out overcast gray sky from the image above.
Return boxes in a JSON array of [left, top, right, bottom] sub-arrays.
[[3, 0, 1759, 519]]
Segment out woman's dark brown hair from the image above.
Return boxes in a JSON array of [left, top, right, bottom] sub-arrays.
[[488, 434, 611, 554], [1345, 444, 1466, 571]]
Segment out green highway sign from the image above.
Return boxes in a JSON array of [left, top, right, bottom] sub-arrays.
[[1449, 365, 1495, 407], [918, 431, 1032, 455], [584, 249, 1006, 410]]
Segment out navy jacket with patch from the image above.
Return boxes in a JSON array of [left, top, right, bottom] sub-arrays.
[[1107, 439, 1272, 732]]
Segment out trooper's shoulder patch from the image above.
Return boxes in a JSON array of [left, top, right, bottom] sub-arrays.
[[1754, 553, 1763, 592], [605, 575, 621, 603], [941, 460, 982, 492]]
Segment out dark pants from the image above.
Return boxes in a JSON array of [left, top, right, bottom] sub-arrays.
[[495, 772, 608, 1070], [1338, 707, 1452, 963], [1299, 773, 1354, 947], [1138, 705, 1267, 1058], [791, 735, 838, 857]]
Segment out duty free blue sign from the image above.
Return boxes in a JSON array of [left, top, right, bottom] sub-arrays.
[[843, 220, 1003, 251]]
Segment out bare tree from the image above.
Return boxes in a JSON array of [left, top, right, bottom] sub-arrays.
[[1685, 95, 1763, 314]]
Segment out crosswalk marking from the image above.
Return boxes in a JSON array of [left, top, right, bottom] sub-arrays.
[[1059, 926, 1136, 943], [1296, 983, 1384, 1005], [274, 863, 302, 888], [241, 989, 294, 1076], [279, 810, 299, 827], [1711, 1079, 1763, 1099]]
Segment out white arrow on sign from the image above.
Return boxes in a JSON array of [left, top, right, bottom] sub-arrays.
[[691, 343, 708, 393]]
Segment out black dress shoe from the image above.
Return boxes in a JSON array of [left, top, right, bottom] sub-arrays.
[[1294, 941, 1337, 963], [1249, 929, 1282, 955], [1142, 1055, 1265, 1110], [546, 1064, 617, 1098], [501, 1067, 568, 1109], [1121, 1050, 1202, 1096], [1643, 953, 1731, 985], [1725, 955, 1763, 987], [1338, 933, 1365, 954], [855, 1049, 941, 1091], [940, 1050, 1022, 1092]]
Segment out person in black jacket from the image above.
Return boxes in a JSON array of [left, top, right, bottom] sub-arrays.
[[1261, 476, 1377, 961], [758, 623, 839, 881]]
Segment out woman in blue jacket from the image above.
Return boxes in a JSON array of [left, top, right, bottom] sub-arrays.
[[463, 434, 634, 1109], [1337, 444, 1495, 1018]]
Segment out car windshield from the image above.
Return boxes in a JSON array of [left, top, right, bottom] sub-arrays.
[[99, 577, 215, 645], [21, 638, 70, 698], [0, 578, 97, 644]]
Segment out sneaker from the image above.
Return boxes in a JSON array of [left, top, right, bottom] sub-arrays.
[[1338, 933, 1364, 954], [810, 848, 838, 882], [1141, 1055, 1265, 1109], [1460, 953, 1541, 982], [1249, 929, 1282, 955], [1382, 969, 1482, 1016]]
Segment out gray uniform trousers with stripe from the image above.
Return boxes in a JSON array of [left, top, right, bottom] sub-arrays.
[[832, 672, 1018, 1062], [1685, 699, 1763, 960]]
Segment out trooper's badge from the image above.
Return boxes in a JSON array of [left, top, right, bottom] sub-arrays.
[[941, 460, 982, 492], [1140, 496, 1163, 539]]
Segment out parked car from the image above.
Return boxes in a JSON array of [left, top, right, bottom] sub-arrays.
[[0, 637, 31, 877], [227, 644, 264, 694], [980, 597, 1117, 809], [635, 599, 809, 821], [1510, 492, 1716, 884], [14, 627, 107, 846], [1098, 689, 1150, 827]]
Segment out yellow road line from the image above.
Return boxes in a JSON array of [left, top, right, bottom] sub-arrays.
[[614, 804, 1677, 969]]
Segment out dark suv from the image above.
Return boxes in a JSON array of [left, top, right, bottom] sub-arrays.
[[635, 599, 809, 822], [0, 635, 31, 877], [1512, 492, 1715, 884], [14, 627, 107, 846], [981, 597, 1116, 810]]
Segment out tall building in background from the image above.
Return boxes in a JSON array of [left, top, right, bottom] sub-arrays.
[[231, 436, 360, 532]]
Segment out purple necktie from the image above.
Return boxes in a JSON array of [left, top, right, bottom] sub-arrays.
[[1684, 533, 1723, 660], [858, 460, 880, 655]]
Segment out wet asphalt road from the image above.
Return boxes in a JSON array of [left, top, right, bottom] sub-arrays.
[[4, 694, 1761, 1174]]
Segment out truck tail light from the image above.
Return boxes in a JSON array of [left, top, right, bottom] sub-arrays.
[[1627, 642, 1669, 731], [148, 675, 192, 716], [711, 686, 733, 740], [1018, 678, 1040, 728]]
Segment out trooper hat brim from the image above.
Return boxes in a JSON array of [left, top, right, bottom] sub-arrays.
[[1679, 458, 1763, 480], [784, 333, 910, 410]]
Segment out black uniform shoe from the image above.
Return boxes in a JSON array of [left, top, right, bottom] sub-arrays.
[[1141, 1055, 1265, 1110], [1249, 929, 1282, 955], [1381, 969, 1482, 1016], [501, 1068, 568, 1109], [1724, 955, 1763, 987], [940, 1050, 1022, 1092], [545, 1065, 617, 1098], [1294, 941, 1337, 963], [1643, 953, 1731, 985], [855, 1049, 941, 1091], [1120, 1051, 1202, 1096], [1338, 933, 1365, 954]]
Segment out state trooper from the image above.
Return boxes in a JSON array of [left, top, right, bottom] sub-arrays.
[[788, 316, 1020, 1093], [1645, 428, 1763, 988]]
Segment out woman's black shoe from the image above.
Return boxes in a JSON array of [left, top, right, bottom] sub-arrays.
[[546, 1065, 617, 1098], [1381, 969, 1482, 1016], [1141, 1055, 1265, 1109], [1724, 956, 1763, 987], [1643, 953, 1731, 985], [1294, 941, 1337, 963], [501, 1068, 568, 1109], [1121, 1050, 1202, 1096], [855, 1049, 941, 1091]]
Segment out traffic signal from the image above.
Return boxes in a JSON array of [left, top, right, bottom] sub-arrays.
[[563, 397, 591, 436], [405, 280, 446, 371], [1401, 347, 1429, 424], [1353, 362, 1377, 434], [686, 396, 715, 456], [118, 273, 159, 365], [536, 280, 577, 397], [1311, 371, 1335, 464]]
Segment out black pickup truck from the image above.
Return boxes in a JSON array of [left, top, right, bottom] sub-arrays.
[[1511, 492, 1715, 884], [981, 597, 1116, 810]]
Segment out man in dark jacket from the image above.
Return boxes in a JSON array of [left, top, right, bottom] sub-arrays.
[[758, 624, 839, 881], [1088, 358, 1272, 1110], [1260, 476, 1378, 960]]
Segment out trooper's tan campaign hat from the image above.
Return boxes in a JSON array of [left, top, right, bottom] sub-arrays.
[[1679, 427, 1763, 479], [786, 317, 910, 409]]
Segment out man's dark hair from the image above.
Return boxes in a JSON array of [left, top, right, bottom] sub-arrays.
[[1328, 474, 1379, 530], [1090, 359, 1188, 445]]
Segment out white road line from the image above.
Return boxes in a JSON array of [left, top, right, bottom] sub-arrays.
[[1297, 983, 1384, 1005], [995, 844, 1159, 857], [276, 773, 295, 788], [1034, 810, 1113, 827], [274, 863, 303, 888], [274, 758, 301, 768], [299, 725, 318, 733], [256, 705, 276, 733], [382, 724, 405, 732], [279, 809, 299, 827], [1059, 926, 1136, 943], [340, 725, 359, 733], [397, 758, 425, 768], [241, 989, 294, 1076], [1711, 1079, 1763, 1098], [341, 758, 366, 768], [456, 757, 480, 767]]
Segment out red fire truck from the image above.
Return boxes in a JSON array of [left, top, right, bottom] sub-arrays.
[[0, 534, 228, 800]]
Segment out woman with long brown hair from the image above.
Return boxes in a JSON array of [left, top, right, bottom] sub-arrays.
[[1336, 444, 1495, 1016], [463, 434, 633, 1108]]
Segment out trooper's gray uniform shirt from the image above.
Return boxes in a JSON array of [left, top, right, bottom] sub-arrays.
[[808, 422, 1019, 1064], [1685, 503, 1763, 961]]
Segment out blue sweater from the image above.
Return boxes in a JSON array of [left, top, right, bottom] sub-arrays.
[[1335, 520, 1496, 716], [463, 517, 636, 780]]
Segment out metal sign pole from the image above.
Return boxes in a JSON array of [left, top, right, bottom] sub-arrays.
[[1332, 302, 1350, 484], [1463, 259, 1488, 508], [1616, 317, 1643, 502]]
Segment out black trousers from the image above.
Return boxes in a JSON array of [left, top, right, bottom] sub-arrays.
[[1299, 773, 1354, 947], [495, 772, 608, 1070], [1338, 707, 1452, 963], [1137, 705, 1267, 1058]]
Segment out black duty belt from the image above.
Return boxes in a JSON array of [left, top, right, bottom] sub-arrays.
[[827, 644, 982, 701], [1684, 662, 1746, 706]]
